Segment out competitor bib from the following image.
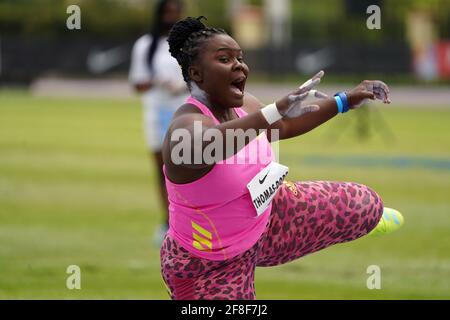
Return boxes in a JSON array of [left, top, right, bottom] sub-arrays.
[[247, 161, 289, 216]]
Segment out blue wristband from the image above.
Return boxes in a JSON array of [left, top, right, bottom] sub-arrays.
[[334, 92, 349, 113], [334, 96, 343, 113]]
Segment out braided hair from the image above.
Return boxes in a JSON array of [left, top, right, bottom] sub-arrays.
[[167, 16, 227, 87], [148, 0, 183, 72]]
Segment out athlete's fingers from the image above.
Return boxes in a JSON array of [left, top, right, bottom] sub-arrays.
[[375, 90, 390, 103], [311, 70, 325, 81], [297, 78, 321, 93], [373, 84, 388, 96], [373, 87, 386, 100], [307, 89, 328, 99], [371, 86, 390, 103], [300, 77, 320, 90], [364, 80, 390, 103], [373, 80, 389, 93], [299, 78, 312, 90], [373, 81, 391, 103], [299, 70, 323, 90], [288, 91, 309, 103]]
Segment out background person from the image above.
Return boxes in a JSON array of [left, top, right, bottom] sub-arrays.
[[129, 0, 187, 245]]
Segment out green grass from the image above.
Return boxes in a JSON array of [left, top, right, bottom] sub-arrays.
[[1, 89, 449, 299]]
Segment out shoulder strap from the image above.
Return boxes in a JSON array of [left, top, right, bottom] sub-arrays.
[[186, 96, 220, 124]]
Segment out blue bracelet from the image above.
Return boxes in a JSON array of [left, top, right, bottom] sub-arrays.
[[334, 92, 349, 113], [334, 96, 343, 113]]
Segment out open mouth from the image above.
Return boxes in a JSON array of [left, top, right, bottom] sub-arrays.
[[230, 76, 246, 97]]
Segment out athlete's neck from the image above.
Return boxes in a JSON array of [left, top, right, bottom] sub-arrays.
[[190, 82, 235, 122], [190, 82, 210, 108]]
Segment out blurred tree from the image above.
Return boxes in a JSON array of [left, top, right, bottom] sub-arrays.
[[0, 0, 149, 39], [188, 0, 230, 32], [0, 0, 448, 41], [345, 0, 382, 16], [290, 0, 449, 44], [385, 0, 450, 38]]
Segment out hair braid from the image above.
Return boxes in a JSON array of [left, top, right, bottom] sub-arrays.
[[167, 16, 227, 86]]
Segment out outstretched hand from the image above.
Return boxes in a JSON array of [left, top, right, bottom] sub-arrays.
[[274, 75, 391, 120], [275, 70, 328, 118], [347, 80, 391, 109]]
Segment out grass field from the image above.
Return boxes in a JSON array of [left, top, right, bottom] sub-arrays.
[[1, 89, 449, 299]]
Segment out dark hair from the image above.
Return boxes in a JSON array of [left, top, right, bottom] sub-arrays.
[[167, 16, 227, 85], [148, 0, 183, 72]]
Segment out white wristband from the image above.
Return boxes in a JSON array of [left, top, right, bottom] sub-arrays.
[[261, 103, 283, 125]]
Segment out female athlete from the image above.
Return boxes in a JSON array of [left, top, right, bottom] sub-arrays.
[[160, 16, 403, 300]]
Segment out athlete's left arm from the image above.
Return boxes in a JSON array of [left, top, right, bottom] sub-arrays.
[[277, 80, 391, 139], [245, 80, 390, 141]]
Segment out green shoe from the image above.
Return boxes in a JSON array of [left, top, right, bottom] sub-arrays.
[[369, 207, 404, 236]]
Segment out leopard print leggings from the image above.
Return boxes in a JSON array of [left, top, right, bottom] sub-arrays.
[[160, 180, 384, 300]]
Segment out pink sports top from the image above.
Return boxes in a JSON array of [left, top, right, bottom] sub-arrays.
[[164, 96, 274, 260]]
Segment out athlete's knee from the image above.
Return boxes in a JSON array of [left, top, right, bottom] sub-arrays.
[[355, 183, 384, 232], [365, 185, 383, 215]]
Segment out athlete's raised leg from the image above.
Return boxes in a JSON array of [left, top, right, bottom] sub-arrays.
[[256, 180, 384, 266]]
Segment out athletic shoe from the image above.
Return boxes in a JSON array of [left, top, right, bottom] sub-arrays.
[[369, 207, 404, 236]]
